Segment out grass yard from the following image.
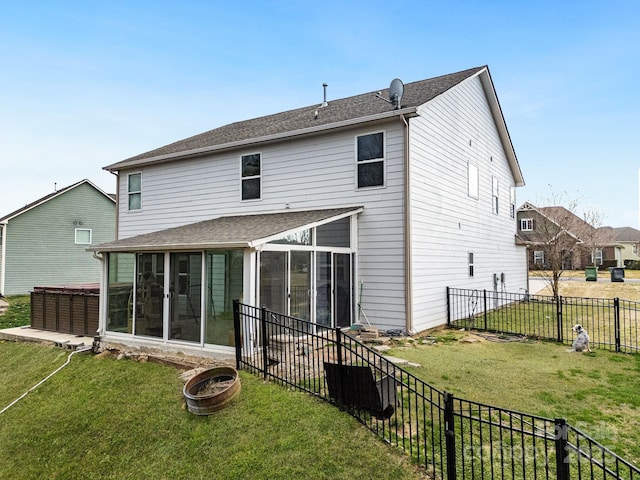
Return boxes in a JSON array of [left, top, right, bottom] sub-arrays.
[[0, 295, 30, 329], [532, 269, 640, 300], [0, 341, 424, 480], [387, 330, 640, 466]]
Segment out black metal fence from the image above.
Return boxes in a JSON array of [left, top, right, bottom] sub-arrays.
[[447, 287, 640, 353], [233, 301, 639, 479]]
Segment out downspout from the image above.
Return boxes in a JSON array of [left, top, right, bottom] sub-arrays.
[[401, 114, 413, 334], [0, 221, 7, 296], [92, 251, 106, 339], [109, 170, 119, 239]]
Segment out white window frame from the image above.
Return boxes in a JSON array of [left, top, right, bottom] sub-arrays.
[[520, 218, 534, 231], [468, 162, 479, 199], [127, 172, 142, 211], [355, 131, 385, 189], [510, 186, 516, 219], [240, 152, 262, 201], [75, 228, 92, 245], [533, 250, 544, 265], [492, 176, 499, 215], [591, 249, 603, 266], [468, 251, 474, 277]]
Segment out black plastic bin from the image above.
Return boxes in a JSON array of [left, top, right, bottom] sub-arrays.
[[610, 267, 625, 282]]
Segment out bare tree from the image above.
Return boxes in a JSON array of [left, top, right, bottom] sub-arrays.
[[519, 192, 613, 298]]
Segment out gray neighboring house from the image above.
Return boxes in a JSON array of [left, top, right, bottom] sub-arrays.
[[0, 179, 116, 295]]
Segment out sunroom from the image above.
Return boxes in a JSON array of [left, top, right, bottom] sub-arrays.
[[90, 207, 362, 355]]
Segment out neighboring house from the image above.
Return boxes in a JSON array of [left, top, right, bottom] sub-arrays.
[[517, 202, 620, 269], [598, 226, 640, 266], [0, 179, 116, 295], [91, 66, 527, 357]]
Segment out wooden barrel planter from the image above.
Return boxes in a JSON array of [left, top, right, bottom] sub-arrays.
[[183, 366, 241, 415]]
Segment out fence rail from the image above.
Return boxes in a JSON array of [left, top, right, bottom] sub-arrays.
[[447, 287, 640, 353], [233, 300, 639, 479]]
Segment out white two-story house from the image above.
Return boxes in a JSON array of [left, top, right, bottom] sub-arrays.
[[91, 65, 526, 357]]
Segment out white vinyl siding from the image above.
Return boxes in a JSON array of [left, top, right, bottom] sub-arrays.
[[116, 124, 407, 330], [408, 74, 526, 331], [468, 162, 479, 198]]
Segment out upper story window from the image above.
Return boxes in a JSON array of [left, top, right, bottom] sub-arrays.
[[520, 218, 534, 231], [468, 251, 474, 277], [468, 163, 479, 199], [128, 173, 141, 211], [75, 228, 92, 245], [241, 153, 261, 200], [356, 132, 384, 188], [492, 176, 499, 215], [510, 186, 516, 219]]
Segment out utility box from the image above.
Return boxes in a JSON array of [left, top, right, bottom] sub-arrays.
[[610, 267, 625, 283], [585, 266, 598, 282]]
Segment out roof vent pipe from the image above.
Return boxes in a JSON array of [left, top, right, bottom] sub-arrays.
[[321, 83, 328, 107]]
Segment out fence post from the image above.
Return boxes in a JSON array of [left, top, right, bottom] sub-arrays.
[[260, 307, 269, 381], [233, 300, 242, 369], [446, 287, 451, 327], [554, 418, 570, 480], [614, 297, 621, 353], [556, 295, 563, 343], [444, 392, 457, 480], [335, 327, 343, 367], [483, 289, 488, 330]]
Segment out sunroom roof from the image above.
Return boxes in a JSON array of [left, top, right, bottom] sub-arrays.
[[90, 207, 362, 253]]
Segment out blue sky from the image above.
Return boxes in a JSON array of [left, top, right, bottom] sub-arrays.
[[1, 1, 638, 226]]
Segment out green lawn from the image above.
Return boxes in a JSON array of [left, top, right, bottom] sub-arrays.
[[0, 341, 424, 480], [0, 295, 30, 329], [387, 330, 640, 466]]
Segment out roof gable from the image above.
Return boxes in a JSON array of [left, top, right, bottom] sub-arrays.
[[0, 179, 115, 223]]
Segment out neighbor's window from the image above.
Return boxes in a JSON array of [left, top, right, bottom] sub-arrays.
[[520, 218, 534, 231], [533, 250, 544, 265], [634, 244, 638, 255], [591, 250, 603, 266], [241, 153, 261, 200], [128, 173, 142, 211], [468, 252, 474, 277], [356, 132, 384, 188], [468, 163, 479, 198], [492, 176, 499, 214], [75, 228, 92, 245]]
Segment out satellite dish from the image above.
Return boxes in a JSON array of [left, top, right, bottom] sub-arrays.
[[389, 78, 404, 109]]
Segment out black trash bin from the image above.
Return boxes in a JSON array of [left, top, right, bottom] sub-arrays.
[[610, 267, 625, 282]]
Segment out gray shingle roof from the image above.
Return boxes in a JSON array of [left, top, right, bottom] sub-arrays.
[[105, 66, 485, 170], [90, 207, 362, 252]]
